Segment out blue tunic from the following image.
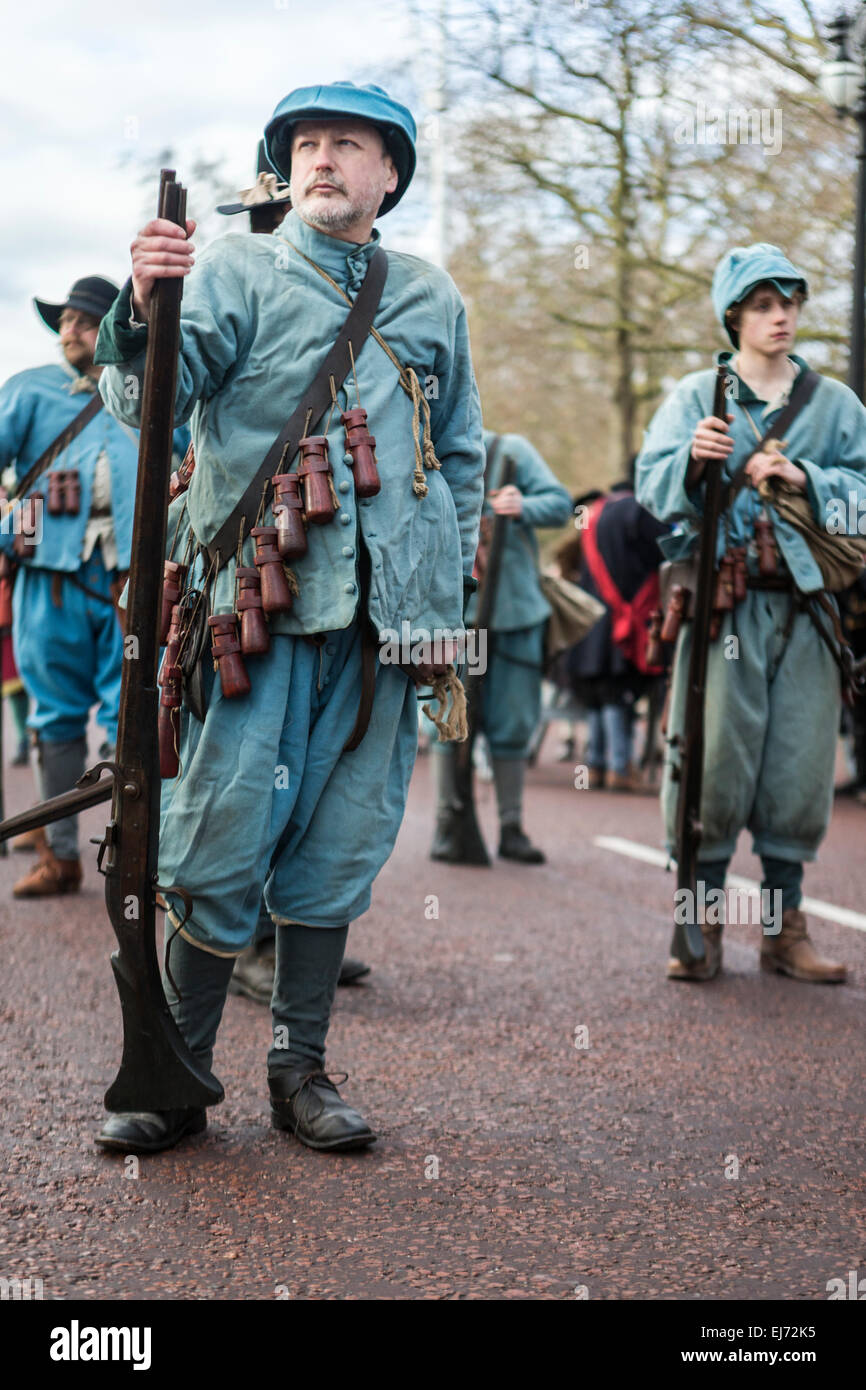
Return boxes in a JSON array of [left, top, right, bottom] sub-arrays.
[[636, 353, 866, 863], [96, 210, 484, 641], [96, 212, 485, 952], [0, 359, 187, 741]]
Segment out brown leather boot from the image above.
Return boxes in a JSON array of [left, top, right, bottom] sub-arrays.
[[760, 908, 847, 983], [13, 846, 82, 897], [12, 825, 47, 854], [667, 924, 723, 981]]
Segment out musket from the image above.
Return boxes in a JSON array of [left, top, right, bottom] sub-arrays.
[[0, 171, 222, 1113], [670, 362, 729, 965], [450, 451, 517, 865]]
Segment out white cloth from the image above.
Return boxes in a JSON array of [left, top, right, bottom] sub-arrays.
[[81, 448, 118, 570]]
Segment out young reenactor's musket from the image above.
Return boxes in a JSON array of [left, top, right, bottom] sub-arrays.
[[451, 452, 517, 865], [0, 172, 222, 1113], [670, 363, 729, 966]]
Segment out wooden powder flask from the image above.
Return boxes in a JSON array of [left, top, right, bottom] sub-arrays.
[[731, 546, 748, 603], [235, 566, 270, 655], [158, 662, 183, 779], [645, 608, 664, 669], [63, 469, 80, 516], [713, 553, 735, 615], [169, 440, 196, 502], [250, 526, 294, 615], [710, 553, 735, 641], [298, 436, 337, 525], [159, 560, 188, 646], [754, 515, 777, 577], [157, 600, 185, 777], [660, 583, 689, 645], [341, 406, 381, 499], [208, 612, 251, 698], [48, 471, 65, 516], [271, 472, 308, 561], [158, 601, 184, 687]]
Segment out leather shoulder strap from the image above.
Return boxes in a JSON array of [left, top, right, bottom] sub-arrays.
[[205, 247, 389, 567], [10, 392, 103, 502], [724, 367, 820, 508]]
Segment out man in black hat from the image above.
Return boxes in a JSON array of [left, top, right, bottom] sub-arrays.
[[216, 140, 293, 234], [0, 276, 187, 895]]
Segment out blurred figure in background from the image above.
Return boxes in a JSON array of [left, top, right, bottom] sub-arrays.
[[431, 428, 572, 864], [556, 468, 669, 791]]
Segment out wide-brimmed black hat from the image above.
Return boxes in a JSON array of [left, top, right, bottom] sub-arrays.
[[217, 140, 292, 217], [33, 276, 120, 334]]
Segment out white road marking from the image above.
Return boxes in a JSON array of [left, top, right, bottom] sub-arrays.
[[593, 835, 866, 934]]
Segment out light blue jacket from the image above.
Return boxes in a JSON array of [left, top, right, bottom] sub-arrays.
[[96, 210, 485, 637], [469, 429, 573, 631], [0, 360, 178, 572], [635, 352, 866, 593]]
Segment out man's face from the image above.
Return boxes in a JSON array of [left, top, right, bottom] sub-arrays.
[[289, 119, 398, 235], [58, 308, 100, 371], [738, 285, 800, 356]]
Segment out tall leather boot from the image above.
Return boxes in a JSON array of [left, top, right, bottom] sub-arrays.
[[268, 922, 375, 1151], [492, 756, 545, 863], [95, 932, 233, 1153], [760, 909, 847, 983], [429, 747, 490, 865], [13, 736, 86, 897]]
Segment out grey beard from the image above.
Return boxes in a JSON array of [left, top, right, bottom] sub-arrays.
[[293, 181, 384, 235]]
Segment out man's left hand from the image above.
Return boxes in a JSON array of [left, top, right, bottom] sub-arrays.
[[745, 449, 807, 493]]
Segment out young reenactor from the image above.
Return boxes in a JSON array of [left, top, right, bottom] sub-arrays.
[[637, 243, 866, 982]]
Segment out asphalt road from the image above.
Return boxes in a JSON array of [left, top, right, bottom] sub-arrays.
[[1, 722, 864, 1301]]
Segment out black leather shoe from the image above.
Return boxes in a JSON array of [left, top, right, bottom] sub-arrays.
[[498, 824, 546, 864], [269, 1056, 376, 1152], [338, 956, 371, 986], [94, 1107, 207, 1154]]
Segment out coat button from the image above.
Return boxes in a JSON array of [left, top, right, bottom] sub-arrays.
[[343, 452, 353, 466], [338, 479, 351, 493], [341, 545, 354, 558], [339, 511, 352, 526], [343, 581, 356, 595]]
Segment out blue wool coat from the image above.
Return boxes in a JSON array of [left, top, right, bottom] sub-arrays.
[[470, 429, 573, 632], [0, 360, 188, 571], [636, 353, 866, 591], [96, 209, 485, 639]]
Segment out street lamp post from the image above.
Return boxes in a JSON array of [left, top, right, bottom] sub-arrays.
[[821, 10, 866, 401]]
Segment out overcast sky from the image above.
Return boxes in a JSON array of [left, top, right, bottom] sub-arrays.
[[0, 0, 445, 381]]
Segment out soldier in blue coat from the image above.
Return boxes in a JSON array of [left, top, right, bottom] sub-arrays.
[[0, 276, 187, 896], [431, 429, 573, 864], [217, 140, 369, 1002], [636, 243, 866, 983], [93, 82, 485, 1155]]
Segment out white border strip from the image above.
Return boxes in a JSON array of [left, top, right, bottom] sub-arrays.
[[593, 835, 866, 934]]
